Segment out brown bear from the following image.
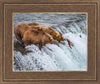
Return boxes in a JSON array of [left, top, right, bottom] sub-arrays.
[[39, 26, 64, 42], [14, 23, 42, 43], [23, 29, 53, 49], [27, 24, 65, 42]]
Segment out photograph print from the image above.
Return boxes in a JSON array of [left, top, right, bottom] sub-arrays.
[[13, 13, 87, 71]]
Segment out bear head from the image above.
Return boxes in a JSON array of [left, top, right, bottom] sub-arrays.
[[52, 31, 64, 42]]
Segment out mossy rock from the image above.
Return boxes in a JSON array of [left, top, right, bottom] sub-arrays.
[[14, 41, 32, 55]]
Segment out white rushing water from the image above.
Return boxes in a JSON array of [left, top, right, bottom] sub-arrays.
[[13, 13, 87, 71]]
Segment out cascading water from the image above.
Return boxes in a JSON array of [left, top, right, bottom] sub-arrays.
[[13, 13, 87, 71]]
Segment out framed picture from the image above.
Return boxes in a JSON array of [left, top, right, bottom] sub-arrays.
[[0, 0, 99, 84], [13, 13, 87, 72]]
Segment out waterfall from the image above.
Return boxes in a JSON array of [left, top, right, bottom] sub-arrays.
[[13, 13, 87, 71]]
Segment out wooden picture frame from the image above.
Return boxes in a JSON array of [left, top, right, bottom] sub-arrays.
[[0, 0, 99, 84]]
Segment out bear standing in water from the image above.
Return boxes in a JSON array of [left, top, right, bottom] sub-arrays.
[[23, 29, 53, 49], [14, 22, 68, 50], [27, 22, 65, 42]]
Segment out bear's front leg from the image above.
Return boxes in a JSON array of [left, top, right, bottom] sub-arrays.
[[39, 42, 42, 50], [39, 40, 45, 50]]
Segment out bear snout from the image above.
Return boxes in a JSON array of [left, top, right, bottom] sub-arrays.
[[49, 37, 53, 41]]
